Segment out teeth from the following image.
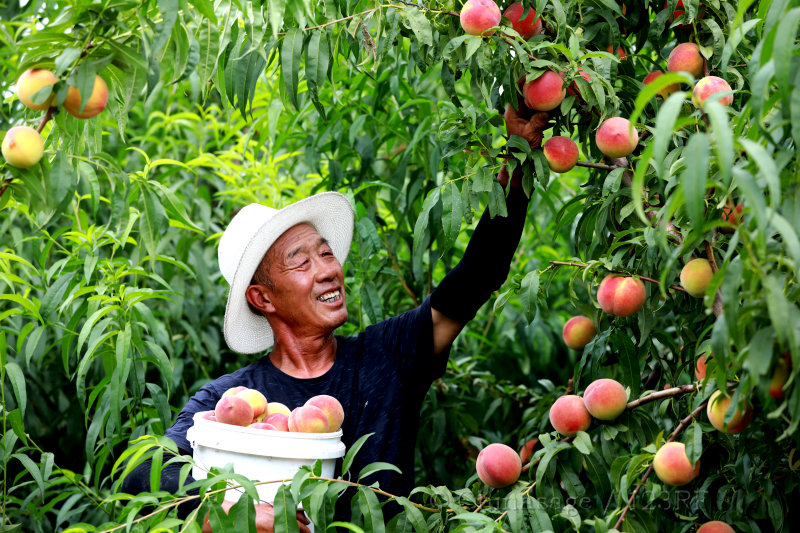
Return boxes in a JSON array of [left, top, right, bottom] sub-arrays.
[[317, 290, 340, 302]]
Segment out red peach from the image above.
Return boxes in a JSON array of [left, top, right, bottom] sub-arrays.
[[523, 71, 566, 111], [288, 405, 330, 433], [460, 0, 502, 36], [519, 439, 539, 464], [543, 136, 579, 173], [215, 395, 255, 426], [680, 258, 713, 298], [549, 395, 591, 436], [597, 275, 646, 317], [595, 117, 638, 158], [222, 386, 247, 397], [667, 42, 704, 78], [770, 353, 791, 399], [707, 390, 753, 433], [305, 394, 344, 431], [692, 76, 733, 108], [503, 3, 543, 40], [643, 70, 679, 99], [562, 316, 596, 350], [264, 413, 290, 431], [653, 442, 700, 486], [249, 422, 278, 430], [199, 410, 217, 422], [695, 354, 707, 380], [697, 522, 735, 533], [2, 126, 44, 169], [16, 69, 57, 110], [606, 44, 626, 60], [476, 443, 522, 488], [583, 378, 627, 420], [63, 75, 108, 119], [235, 388, 268, 419]]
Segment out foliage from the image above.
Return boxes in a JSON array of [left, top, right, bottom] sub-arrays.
[[1, 0, 799, 532]]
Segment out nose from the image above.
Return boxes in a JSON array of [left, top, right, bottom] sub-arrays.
[[314, 256, 340, 283]]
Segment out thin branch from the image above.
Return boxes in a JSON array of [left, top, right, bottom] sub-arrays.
[[625, 384, 699, 410], [575, 161, 619, 171], [37, 106, 55, 133]]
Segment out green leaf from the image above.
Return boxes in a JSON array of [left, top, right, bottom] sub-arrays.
[[440, 182, 463, 253], [12, 453, 45, 498], [269, 0, 286, 35], [357, 462, 402, 482], [281, 29, 304, 109], [652, 91, 688, 178], [4, 362, 27, 418], [519, 270, 540, 323], [680, 133, 710, 231], [739, 139, 780, 209], [400, 7, 433, 47], [188, 0, 217, 22], [526, 496, 554, 532], [273, 485, 300, 533], [572, 431, 593, 455], [394, 497, 428, 533], [357, 487, 386, 533], [342, 432, 374, 476]]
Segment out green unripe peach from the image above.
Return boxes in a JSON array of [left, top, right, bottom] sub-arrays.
[[680, 258, 713, 297]]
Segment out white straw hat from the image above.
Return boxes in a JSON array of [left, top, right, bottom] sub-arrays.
[[218, 192, 354, 354]]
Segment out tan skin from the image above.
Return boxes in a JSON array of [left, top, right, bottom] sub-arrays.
[[206, 104, 548, 532]]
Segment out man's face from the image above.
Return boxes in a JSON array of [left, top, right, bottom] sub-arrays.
[[260, 223, 347, 334]]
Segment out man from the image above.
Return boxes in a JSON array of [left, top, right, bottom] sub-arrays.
[[121, 104, 548, 532]]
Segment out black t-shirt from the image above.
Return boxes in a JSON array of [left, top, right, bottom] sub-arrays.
[[165, 295, 448, 506]]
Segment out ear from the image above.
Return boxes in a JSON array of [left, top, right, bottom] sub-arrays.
[[245, 284, 277, 314]]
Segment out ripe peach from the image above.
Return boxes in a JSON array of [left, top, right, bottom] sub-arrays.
[[697, 521, 735, 533], [653, 442, 700, 486], [692, 76, 733, 108], [17, 69, 57, 110], [595, 117, 638, 158], [288, 405, 330, 433], [222, 386, 247, 397], [63, 75, 108, 119], [549, 395, 591, 436], [503, 3, 542, 40], [249, 422, 278, 430], [305, 394, 344, 431], [695, 354, 707, 380], [523, 71, 566, 111], [215, 395, 255, 426], [680, 258, 713, 298], [199, 410, 217, 422], [562, 316, 596, 349], [643, 70, 679, 99], [720, 202, 743, 234], [543, 136, 579, 173], [476, 443, 522, 488], [519, 439, 539, 464], [606, 44, 626, 60], [583, 378, 627, 420], [769, 353, 791, 399], [2, 126, 44, 169], [597, 274, 646, 317], [667, 42, 704, 78], [706, 390, 753, 433], [235, 388, 268, 420], [264, 413, 290, 431], [267, 402, 292, 417], [460, 0, 502, 36]]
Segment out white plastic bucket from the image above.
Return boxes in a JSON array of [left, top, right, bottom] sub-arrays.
[[186, 412, 346, 509]]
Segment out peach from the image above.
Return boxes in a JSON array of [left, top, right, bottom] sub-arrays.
[[643, 70, 679, 99], [720, 202, 743, 234], [606, 44, 626, 60], [503, 3, 542, 40], [769, 353, 791, 399], [199, 410, 217, 422], [214, 395, 255, 426], [653, 442, 700, 486], [562, 316, 596, 349], [221, 386, 247, 397], [476, 443, 522, 488], [16, 69, 57, 110], [697, 521, 735, 533], [595, 117, 638, 158], [288, 405, 330, 433], [692, 76, 733, 108], [264, 413, 290, 431], [549, 395, 591, 436], [519, 439, 538, 464], [543, 136, 579, 173], [523, 71, 566, 111], [566, 69, 592, 96], [597, 275, 646, 317], [267, 402, 292, 417], [235, 388, 268, 419], [680, 258, 713, 297], [667, 42, 704, 78], [249, 422, 278, 430], [2, 126, 44, 169], [583, 378, 627, 420], [63, 75, 108, 119], [460, 0, 502, 36], [695, 354, 707, 380], [305, 394, 344, 431], [706, 390, 753, 433]]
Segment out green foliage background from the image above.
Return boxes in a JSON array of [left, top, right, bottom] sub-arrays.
[[1, 0, 799, 531]]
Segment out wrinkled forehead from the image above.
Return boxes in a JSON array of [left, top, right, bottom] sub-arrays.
[[266, 222, 327, 262]]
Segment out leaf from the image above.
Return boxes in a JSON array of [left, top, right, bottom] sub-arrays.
[[357, 462, 402, 482], [4, 362, 27, 418], [684, 421, 703, 464], [342, 433, 374, 476], [440, 182, 463, 253], [357, 487, 385, 533], [281, 29, 304, 109], [269, 0, 286, 35], [519, 270, 540, 323], [680, 133, 710, 231], [652, 91, 688, 178], [12, 453, 45, 498], [188, 0, 217, 22], [400, 7, 433, 47], [272, 485, 300, 533], [739, 139, 780, 209], [394, 497, 429, 533], [152, 0, 179, 61], [572, 431, 593, 455], [526, 496, 554, 532]]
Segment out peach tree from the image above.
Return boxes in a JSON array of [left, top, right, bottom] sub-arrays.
[[0, 0, 798, 532]]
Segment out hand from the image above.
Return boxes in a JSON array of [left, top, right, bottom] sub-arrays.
[[203, 500, 312, 533], [504, 104, 550, 150]]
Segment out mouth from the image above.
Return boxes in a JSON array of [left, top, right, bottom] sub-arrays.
[[316, 289, 342, 304]]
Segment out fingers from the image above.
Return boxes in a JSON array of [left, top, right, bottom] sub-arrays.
[[296, 511, 310, 525]]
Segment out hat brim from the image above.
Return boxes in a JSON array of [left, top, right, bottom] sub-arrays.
[[223, 192, 354, 354]]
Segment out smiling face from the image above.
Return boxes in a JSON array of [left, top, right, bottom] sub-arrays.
[[248, 223, 347, 337]]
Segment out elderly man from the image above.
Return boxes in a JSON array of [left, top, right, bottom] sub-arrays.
[[121, 105, 548, 532]]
